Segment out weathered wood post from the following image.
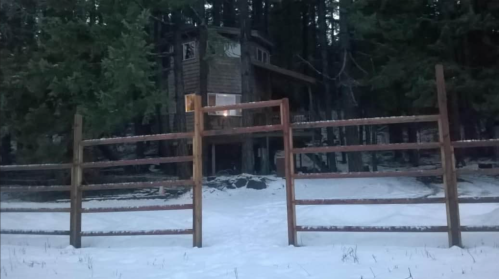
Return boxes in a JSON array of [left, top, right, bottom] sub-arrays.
[[70, 114, 83, 248], [281, 98, 297, 246], [193, 95, 203, 247], [435, 64, 462, 247]]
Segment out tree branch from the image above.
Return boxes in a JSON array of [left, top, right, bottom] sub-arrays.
[[295, 50, 347, 81]]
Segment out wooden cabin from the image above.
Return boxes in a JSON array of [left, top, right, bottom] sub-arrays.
[[167, 26, 317, 175]]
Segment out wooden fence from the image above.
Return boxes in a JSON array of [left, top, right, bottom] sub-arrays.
[[285, 64, 499, 247], [0, 98, 203, 248], [1, 65, 498, 248]]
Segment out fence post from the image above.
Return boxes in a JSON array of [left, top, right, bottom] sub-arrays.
[[435, 64, 462, 248], [70, 114, 83, 248], [281, 98, 297, 246], [193, 95, 203, 247]]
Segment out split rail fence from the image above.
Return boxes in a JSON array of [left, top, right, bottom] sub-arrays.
[[285, 65, 499, 247], [1, 65, 498, 248]]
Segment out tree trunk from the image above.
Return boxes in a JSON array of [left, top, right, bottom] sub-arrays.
[[301, 1, 309, 74], [371, 125, 378, 171], [0, 134, 12, 164], [173, 11, 191, 179], [389, 123, 404, 161], [134, 116, 146, 159], [440, 0, 463, 166], [212, 0, 222, 26], [263, 0, 270, 34], [252, 0, 263, 31], [239, 0, 255, 174], [153, 13, 172, 173], [339, 0, 363, 172], [318, 0, 337, 172], [198, 0, 210, 176], [223, 0, 236, 27], [407, 123, 420, 167]]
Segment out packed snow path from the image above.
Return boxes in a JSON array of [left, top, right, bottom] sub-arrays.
[[1, 176, 499, 278]]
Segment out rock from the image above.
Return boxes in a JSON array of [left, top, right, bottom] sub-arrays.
[[234, 178, 248, 188], [247, 179, 267, 190], [478, 163, 493, 169], [207, 176, 217, 181]]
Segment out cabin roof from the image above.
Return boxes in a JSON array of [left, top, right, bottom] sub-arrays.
[[252, 60, 316, 84]]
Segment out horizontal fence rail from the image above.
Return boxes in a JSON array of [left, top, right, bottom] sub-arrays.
[[460, 226, 499, 232], [80, 180, 194, 191], [81, 156, 193, 169], [458, 197, 499, 203], [293, 142, 441, 154], [295, 226, 449, 233], [293, 169, 444, 179], [202, 124, 283, 137], [81, 132, 194, 146], [81, 229, 194, 237], [292, 115, 440, 129], [0, 185, 71, 192], [452, 139, 499, 148], [202, 99, 282, 112], [295, 197, 446, 205], [82, 204, 193, 213], [0, 163, 72, 171], [0, 208, 71, 213], [0, 229, 70, 235], [456, 168, 499, 175]]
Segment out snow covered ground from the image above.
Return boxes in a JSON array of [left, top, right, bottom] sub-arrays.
[[1, 175, 499, 278]]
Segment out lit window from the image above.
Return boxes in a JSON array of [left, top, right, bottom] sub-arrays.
[[185, 94, 195, 112], [208, 93, 242, 116], [183, 41, 196, 61]]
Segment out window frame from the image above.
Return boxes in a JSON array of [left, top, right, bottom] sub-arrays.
[[185, 94, 196, 113], [255, 47, 269, 64], [182, 41, 196, 61], [208, 93, 242, 116]]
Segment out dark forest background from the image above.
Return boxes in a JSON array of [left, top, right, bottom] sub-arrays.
[[1, 0, 498, 172]]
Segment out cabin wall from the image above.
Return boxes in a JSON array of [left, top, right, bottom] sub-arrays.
[[167, 39, 271, 131]]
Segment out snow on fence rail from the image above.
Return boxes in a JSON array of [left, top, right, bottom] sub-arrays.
[[294, 198, 447, 205], [0, 229, 70, 235], [80, 229, 194, 237], [81, 132, 194, 146], [291, 115, 440, 129], [0, 163, 72, 171], [0, 185, 71, 192], [295, 226, 449, 233]]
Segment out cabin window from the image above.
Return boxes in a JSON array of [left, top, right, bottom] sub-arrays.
[[183, 41, 196, 61], [185, 94, 196, 112], [208, 93, 242, 116], [256, 47, 269, 63]]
